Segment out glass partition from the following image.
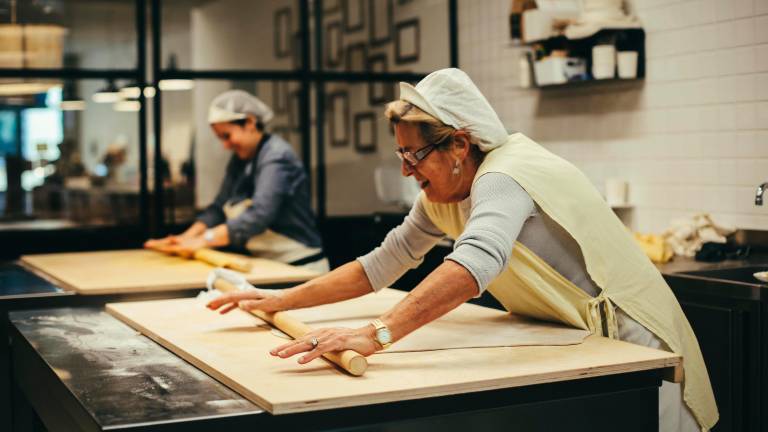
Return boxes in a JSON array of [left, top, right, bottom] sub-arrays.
[[160, 79, 305, 226], [0, 79, 142, 226], [323, 80, 418, 217]]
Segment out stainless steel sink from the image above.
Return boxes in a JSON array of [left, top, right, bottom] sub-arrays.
[[680, 265, 768, 286]]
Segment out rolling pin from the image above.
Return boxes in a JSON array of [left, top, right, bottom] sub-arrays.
[[194, 248, 253, 273], [211, 274, 368, 376]]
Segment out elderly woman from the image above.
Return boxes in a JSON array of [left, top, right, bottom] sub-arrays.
[[145, 90, 328, 272], [207, 69, 717, 431]]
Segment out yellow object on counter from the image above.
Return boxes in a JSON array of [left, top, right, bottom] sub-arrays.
[[633, 233, 673, 264]]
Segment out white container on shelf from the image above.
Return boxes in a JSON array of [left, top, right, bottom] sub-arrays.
[[592, 44, 616, 79], [534, 57, 568, 85], [534, 57, 587, 86], [617, 51, 639, 79], [605, 178, 629, 207], [522, 9, 554, 42]]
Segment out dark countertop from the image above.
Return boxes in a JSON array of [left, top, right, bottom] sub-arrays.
[[0, 262, 67, 299], [658, 254, 768, 275], [11, 307, 261, 428], [658, 254, 768, 301], [10, 307, 671, 431]]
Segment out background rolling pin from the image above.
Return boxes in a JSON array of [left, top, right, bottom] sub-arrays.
[[194, 248, 253, 272], [212, 278, 368, 376]]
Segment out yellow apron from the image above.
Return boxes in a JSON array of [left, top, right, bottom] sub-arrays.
[[421, 133, 717, 431]]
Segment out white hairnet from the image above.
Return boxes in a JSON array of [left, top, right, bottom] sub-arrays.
[[399, 68, 508, 152], [208, 90, 274, 125]]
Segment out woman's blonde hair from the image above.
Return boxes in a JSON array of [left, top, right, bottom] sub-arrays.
[[384, 100, 483, 162]]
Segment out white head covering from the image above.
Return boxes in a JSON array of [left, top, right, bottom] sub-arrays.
[[399, 68, 508, 152], [208, 90, 274, 125]]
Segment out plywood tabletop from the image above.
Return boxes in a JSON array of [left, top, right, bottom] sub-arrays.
[[107, 289, 681, 415], [21, 249, 319, 295]]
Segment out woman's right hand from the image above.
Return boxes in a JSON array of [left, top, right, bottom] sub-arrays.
[[206, 288, 283, 314], [144, 235, 182, 252]]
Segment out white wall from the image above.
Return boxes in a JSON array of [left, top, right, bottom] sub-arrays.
[[458, 0, 768, 232]]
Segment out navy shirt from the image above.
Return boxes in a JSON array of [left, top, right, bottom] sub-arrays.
[[197, 134, 322, 251]]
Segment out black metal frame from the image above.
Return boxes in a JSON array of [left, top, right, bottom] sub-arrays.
[[394, 18, 421, 64]]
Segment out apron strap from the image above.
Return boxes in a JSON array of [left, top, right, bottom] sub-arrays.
[[586, 293, 619, 339]]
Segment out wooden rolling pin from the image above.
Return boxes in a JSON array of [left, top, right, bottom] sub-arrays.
[[213, 278, 368, 376], [194, 248, 253, 273]]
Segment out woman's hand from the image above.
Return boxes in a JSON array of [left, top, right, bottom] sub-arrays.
[[143, 235, 179, 251], [206, 288, 283, 314], [270, 326, 380, 364], [158, 236, 208, 258]]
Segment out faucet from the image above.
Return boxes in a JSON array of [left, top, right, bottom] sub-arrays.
[[757, 182, 768, 205]]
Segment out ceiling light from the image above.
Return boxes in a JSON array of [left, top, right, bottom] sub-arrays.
[[158, 79, 194, 91], [143, 86, 156, 98], [114, 100, 141, 112], [119, 84, 142, 99], [92, 81, 120, 103]]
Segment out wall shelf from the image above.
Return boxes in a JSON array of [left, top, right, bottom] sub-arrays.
[[525, 28, 645, 89]]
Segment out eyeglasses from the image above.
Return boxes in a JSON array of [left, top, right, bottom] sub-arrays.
[[395, 143, 437, 167]]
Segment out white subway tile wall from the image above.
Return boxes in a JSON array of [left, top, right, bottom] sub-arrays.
[[458, 0, 768, 232]]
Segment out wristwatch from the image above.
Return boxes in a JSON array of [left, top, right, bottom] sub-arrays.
[[370, 319, 392, 350], [203, 228, 215, 244]]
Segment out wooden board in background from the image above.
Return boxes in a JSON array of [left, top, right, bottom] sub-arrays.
[[107, 289, 681, 415], [21, 249, 318, 295]]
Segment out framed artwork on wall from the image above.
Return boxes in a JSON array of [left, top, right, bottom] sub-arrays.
[[274, 8, 292, 59], [354, 112, 377, 154], [291, 33, 302, 69], [327, 91, 350, 147], [287, 89, 301, 132], [342, 0, 365, 32], [345, 42, 368, 71], [395, 18, 420, 64], [325, 21, 344, 68], [367, 53, 394, 105], [272, 81, 288, 114], [368, 0, 393, 47]]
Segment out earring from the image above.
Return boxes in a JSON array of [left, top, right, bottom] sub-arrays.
[[452, 160, 460, 176]]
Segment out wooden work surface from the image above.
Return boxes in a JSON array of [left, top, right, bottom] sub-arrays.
[[107, 289, 681, 415], [21, 249, 318, 295]]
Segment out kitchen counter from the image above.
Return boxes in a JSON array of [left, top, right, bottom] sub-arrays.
[[658, 253, 767, 432]]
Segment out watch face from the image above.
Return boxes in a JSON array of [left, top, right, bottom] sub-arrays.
[[377, 328, 392, 345]]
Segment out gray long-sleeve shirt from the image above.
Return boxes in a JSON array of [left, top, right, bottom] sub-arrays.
[[357, 172, 600, 298], [197, 134, 322, 251]]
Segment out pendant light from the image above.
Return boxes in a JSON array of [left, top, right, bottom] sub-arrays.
[[158, 54, 194, 91]]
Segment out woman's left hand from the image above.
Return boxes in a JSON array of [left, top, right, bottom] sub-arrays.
[[270, 326, 380, 364]]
